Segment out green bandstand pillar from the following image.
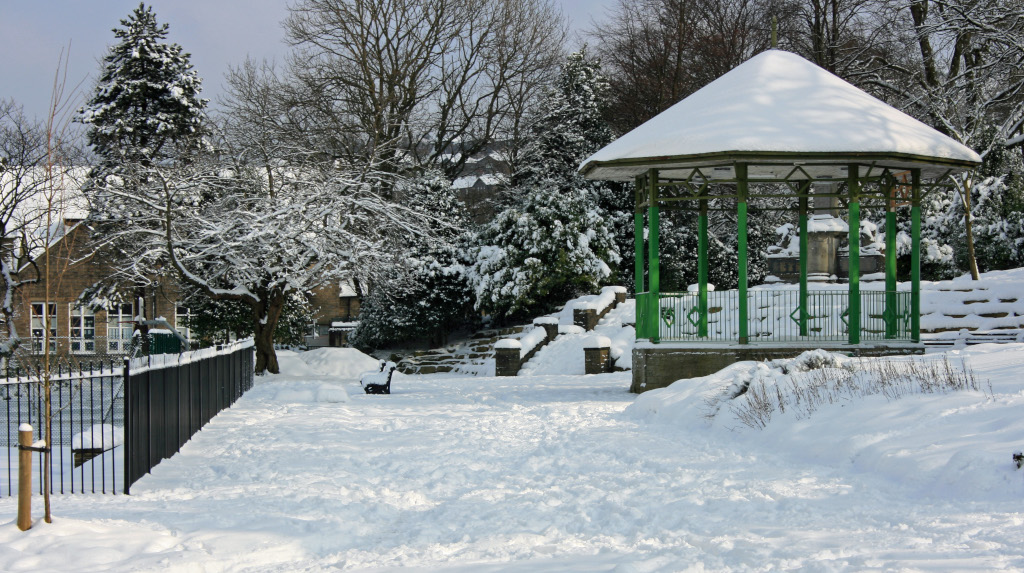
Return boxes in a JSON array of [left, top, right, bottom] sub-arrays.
[[736, 164, 749, 344], [798, 191, 809, 336], [885, 177, 898, 338], [648, 169, 661, 342], [634, 175, 647, 339], [911, 169, 922, 343], [698, 196, 709, 338], [847, 165, 861, 345]]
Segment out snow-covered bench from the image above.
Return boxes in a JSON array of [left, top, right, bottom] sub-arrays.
[[361, 361, 397, 394]]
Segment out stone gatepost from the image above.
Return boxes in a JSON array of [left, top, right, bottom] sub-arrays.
[[494, 339, 522, 376], [583, 336, 612, 374]]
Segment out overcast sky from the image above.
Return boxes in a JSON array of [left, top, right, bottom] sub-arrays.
[[1, 0, 615, 123]]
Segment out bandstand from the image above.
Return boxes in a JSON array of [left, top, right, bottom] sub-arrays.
[[579, 50, 981, 392]]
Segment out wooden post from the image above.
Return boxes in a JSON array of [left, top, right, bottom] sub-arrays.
[[17, 424, 33, 531]]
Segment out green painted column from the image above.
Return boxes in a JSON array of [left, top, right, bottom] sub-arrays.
[[911, 169, 922, 343], [698, 197, 709, 338], [885, 177, 898, 339], [648, 170, 661, 342], [634, 175, 647, 339], [799, 192, 809, 336], [848, 165, 861, 345], [736, 164, 749, 344], [634, 176, 645, 294]]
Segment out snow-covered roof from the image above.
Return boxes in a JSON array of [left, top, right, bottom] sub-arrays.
[[338, 278, 358, 297], [580, 50, 982, 182]]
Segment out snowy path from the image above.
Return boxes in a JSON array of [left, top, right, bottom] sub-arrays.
[[2, 365, 1023, 571]]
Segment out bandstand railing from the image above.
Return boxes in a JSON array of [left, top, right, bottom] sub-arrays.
[[637, 289, 912, 344]]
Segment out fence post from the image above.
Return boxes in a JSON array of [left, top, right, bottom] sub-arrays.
[[123, 357, 131, 495], [17, 424, 33, 530]]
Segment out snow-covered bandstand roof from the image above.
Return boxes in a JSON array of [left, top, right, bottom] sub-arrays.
[[580, 50, 981, 182]]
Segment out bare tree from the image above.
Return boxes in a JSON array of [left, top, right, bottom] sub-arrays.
[[0, 46, 83, 525], [589, 0, 772, 133], [280, 0, 565, 181], [855, 0, 1024, 278]]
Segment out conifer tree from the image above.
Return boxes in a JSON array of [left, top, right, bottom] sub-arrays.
[[77, 3, 208, 352], [352, 170, 476, 348], [470, 49, 621, 320], [78, 3, 206, 171]]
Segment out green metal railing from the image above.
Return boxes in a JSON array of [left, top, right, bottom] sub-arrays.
[[636, 290, 912, 344]]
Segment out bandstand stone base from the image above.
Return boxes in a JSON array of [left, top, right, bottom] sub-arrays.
[[631, 341, 925, 393]]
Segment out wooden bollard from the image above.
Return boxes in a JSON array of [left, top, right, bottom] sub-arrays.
[[17, 423, 32, 531]]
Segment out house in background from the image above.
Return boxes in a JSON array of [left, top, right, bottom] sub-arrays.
[[6, 215, 192, 364], [306, 278, 362, 348]]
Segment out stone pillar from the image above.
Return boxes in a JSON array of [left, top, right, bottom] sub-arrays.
[[573, 307, 599, 331], [494, 339, 522, 376], [613, 288, 627, 307], [584, 336, 611, 374], [533, 318, 558, 342]]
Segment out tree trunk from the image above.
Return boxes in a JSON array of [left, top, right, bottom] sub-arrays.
[[962, 176, 980, 280], [251, 292, 286, 375]]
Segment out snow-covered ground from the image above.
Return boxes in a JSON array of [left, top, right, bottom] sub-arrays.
[[2, 341, 1023, 571]]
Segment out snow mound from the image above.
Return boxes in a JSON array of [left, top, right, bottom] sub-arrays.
[[298, 347, 381, 378], [625, 345, 1024, 500], [72, 424, 125, 449]]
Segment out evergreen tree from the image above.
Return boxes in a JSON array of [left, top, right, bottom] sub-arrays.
[[77, 3, 209, 352], [351, 170, 476, 348], [180, 289, 314, 348], [471, 183, 618, 319], [515, 47, 615, 188], [78, 3, 206, 171], [469, 49, 622, 319]]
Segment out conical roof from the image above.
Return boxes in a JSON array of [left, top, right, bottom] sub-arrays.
[[580, 50, 981, 181]]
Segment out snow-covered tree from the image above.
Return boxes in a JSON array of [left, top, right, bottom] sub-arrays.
[[515, 47, 615, 188], [469, 49, 622, 320], [78, 3, 206, 171], [351, 170, 476, 348], [910, 171, 1024, 278], [470, 183, 618, 319], [76, 3, 209, 351], [0, 99, 81, 359], [92, 153, 437, 373]]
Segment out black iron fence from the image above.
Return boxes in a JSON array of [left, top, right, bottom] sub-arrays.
[[1, 340, 254, 496], [124, 341, 254, 494], [1, 361, 124, 495]]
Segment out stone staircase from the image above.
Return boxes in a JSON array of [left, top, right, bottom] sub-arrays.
[[924, 329, 1024, 348], [395, 325, 526, 375]]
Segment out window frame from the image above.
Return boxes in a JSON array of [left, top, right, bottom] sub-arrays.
[[69, 304, 96, 354], [106, 302, 135, 353], [30, 302, 57, 354]]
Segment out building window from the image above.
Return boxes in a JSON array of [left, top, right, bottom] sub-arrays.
[[107, 303, 134, 353], [30, 302, 57, 354], [175, 306, 193, 344], [69, 305, 96, 354]]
